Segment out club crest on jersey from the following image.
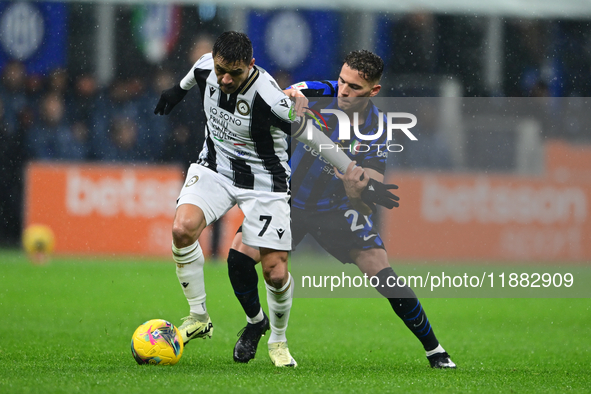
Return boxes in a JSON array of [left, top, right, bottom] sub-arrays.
[[237, 99, 250, 115], [185, 176, 199, 187]]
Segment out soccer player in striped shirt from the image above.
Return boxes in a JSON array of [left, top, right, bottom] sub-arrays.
[[154, 31, 358, 367]]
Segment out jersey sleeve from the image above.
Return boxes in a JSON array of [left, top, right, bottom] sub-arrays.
[[362, 154, 387, 175], [360, 112, 388, 175], [287, 80, 337, 97], [293, 120, 352, 173], [269, 93, 296, 135], [180, 53, 213, 90]]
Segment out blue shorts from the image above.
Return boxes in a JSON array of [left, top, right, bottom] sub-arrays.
[[291, 206, 385, 265]]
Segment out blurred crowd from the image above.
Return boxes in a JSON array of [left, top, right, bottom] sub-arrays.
[[0, 60, 205, 165]]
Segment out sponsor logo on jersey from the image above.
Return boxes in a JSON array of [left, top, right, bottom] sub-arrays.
[[235, 149, 250, 160], [209, 107, 242, 142]]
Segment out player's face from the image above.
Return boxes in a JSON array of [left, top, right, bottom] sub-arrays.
[[213, 56, 255, 95], [337, 63, 381, 112]]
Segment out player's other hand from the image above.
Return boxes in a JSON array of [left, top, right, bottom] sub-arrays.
[[335, 162, 372, 215], [361, 179, 400, 212], [284, 88, 309, 117], [335, 161, 368, 199], [154, 84, 188, 115]]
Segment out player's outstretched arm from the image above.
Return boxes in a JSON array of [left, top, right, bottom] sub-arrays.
[[154, 84, 188, 115], [292, 110, 353, 174]]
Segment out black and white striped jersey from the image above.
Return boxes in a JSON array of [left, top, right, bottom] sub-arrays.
[[180, 53, 294, 193]]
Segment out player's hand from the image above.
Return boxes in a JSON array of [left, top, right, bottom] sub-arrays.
[[284, 88, 309, 117], [335, 161, 368, 199], [335, 162, 372, 215], [154, 84, 188, 115], [360, 179, 400, 212]]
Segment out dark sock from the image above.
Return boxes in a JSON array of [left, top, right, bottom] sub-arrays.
[[227, 249, 260, 319], [375, 267, 439, 351]]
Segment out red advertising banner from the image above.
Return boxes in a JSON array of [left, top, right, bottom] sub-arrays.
[[383, 140, 591, 262], [382, 174, 590, 261], [24, 162, 243, 257]]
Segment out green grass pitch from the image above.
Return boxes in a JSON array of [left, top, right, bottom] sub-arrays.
[[1, 249, 589, 393]]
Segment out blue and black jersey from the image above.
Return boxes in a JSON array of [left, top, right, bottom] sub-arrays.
[[289, 80, 388, 211]]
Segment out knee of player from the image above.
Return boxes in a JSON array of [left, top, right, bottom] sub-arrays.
[[263, 268, 287, 289], [172, 220, 198, 248]]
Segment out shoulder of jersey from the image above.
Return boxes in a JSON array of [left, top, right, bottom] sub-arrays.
[[291, 80, 337, 96], [193, 53, 214, 70], [252, 66, 286, 100]]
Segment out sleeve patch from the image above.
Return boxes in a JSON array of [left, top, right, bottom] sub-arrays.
[[291, 81, 308, 90]]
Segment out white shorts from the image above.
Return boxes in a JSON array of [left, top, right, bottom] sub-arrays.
[[177, 164, 291, 251]]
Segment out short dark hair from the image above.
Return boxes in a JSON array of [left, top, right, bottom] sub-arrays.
[[212, 31, 253, 65], [343, 50, 384, 83]]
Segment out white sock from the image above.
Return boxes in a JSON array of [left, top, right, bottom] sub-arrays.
[[247, 308, 264, 325], [266, 272, 293, 343], [426, 344, 445, 357], [172, 241, 208, 319]]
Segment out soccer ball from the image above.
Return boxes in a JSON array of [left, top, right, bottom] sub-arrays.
[[23, 224, 55, 254], [131, 319, 184, 365], [22, 224, 55, 264]]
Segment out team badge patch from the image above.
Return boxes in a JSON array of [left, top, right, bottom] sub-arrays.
[[237, 99, 250, 115], [185, 176, 199, 187]]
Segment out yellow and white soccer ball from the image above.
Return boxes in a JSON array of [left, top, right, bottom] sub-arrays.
[[22, 224, 55, 264], [131, 319, 184, 365]]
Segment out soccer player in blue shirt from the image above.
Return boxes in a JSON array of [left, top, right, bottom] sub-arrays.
[[227, 50, 456, 369]]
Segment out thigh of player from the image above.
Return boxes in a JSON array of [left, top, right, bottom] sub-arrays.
[[176, 164, 236, 234], [236, 189, 291, 252], [303, 207, 385, 265]]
